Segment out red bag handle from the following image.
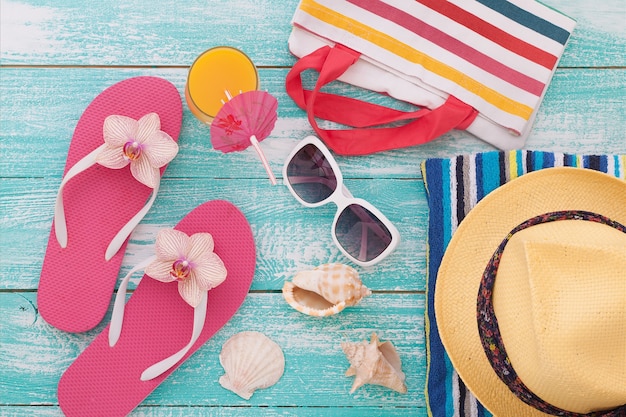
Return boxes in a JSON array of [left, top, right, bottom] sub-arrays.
[[286, 44, 478, 155]]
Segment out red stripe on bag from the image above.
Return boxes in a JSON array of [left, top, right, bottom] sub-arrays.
[[412, 0, 558, 69], [347, 0, 545, 96]]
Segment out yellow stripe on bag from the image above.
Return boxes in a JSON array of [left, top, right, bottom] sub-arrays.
[[299, 0, 533, 120]]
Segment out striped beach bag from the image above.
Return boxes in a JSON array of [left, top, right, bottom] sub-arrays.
[[285, 0, 576, 155]]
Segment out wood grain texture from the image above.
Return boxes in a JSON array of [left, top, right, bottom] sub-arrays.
[[1, 67, 625, 182], [0, 292, 425, 410], [1, 0, 624, 67], [0, 178, 427, 291], [1, 0, 624, 415], [0, 407, 425, 417]]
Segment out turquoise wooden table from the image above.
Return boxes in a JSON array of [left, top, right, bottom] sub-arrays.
[[1, 0, 624, 416]]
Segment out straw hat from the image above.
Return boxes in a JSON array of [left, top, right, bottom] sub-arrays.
[[435, 167, 626, 416]]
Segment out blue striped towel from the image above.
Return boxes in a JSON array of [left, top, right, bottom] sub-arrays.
[[420, 150, 626, 417]]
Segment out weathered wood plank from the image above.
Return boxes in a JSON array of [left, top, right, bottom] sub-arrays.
[[0, 292, 425, 409], [0, 406, 427, 417], [0, 177, 427, 291], [1, 67, 625, 181], [1, 0, 624, 67]]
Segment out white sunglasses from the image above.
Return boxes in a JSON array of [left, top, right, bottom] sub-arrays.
[[282, 136, 400, 266]]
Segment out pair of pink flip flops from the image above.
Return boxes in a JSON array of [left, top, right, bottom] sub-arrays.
[[38, 77, 256, 416]]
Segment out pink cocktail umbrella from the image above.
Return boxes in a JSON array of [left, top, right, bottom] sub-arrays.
[[210, 90, 278, 185]]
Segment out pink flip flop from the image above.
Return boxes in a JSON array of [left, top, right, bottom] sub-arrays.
[[38, 76, 182, 332], [58, 200, 256, 416]]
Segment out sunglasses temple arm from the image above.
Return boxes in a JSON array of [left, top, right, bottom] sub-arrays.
[[341, 185, 394, 244], [351, 204, 394, 243], [287, 175, 337, 188], [359, 221, 370, 261]]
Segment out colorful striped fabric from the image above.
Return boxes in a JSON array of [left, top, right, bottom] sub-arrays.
[[291, 0, 576, 136], [420, 151, 625, 417]]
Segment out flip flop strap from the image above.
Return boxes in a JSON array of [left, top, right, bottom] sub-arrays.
[[53, 144, 160, 261], [108, 255, 156, 347], [141, 291, 207, 381], [108, 260, 207, 381]]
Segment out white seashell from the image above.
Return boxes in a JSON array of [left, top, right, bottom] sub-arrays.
[[282, 263, 371, 317], [218, 331, 285, 400], [341, 333, 407, 394]]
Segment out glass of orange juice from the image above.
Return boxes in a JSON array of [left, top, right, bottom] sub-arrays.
[[185, 46, 259, 125]]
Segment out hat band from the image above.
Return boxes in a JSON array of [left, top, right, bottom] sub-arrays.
[[477, 210, 626, 417]]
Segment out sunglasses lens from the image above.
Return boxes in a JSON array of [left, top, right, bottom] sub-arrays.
[[335, 204, 394, 263], [286, 144, 337, 204]]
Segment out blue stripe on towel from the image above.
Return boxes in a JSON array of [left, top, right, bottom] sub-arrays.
[[480, 152, 500, 196], [442, 158, 452, 246], [476, 152, 485, 200], [516, 149, 525, 178], [422, 159, 448, 417], [564, 153, 578, 167], [533, 150, 544, 171], [542, 151, 555, 168]]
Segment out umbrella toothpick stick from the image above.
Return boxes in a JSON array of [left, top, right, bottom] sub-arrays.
[[249, 135, 277, 185], [211, 90, 279, 187]]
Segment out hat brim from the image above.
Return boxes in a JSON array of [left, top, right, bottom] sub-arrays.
[[435, 167, 626, 416]]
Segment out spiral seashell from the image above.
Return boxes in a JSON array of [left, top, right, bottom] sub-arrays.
[[341, 333, 407, 394], [218, 331, 285, 400], [282, 263, 371, 317]]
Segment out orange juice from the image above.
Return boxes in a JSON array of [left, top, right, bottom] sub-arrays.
[[185, 47, 259, 124]]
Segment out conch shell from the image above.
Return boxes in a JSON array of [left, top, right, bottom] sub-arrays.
[[218, 331, 285, 400], [341, 333, 407, 394], [282, 263, 371, 317]]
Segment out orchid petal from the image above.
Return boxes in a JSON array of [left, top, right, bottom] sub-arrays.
[[178, 278, 203, 308], [186, 233, 215, 263], [145, 259, 176, 282], [136, 113, 161, 144], [96, 145, 130, 169], [144, 131, 179, 168], [192, 252, 227, 291], [155, 228, 189, 261], [130, 156, 159, 188], [103, 115, 137, 147]]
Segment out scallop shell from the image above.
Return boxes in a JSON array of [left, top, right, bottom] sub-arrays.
[[341, 332, 407, 394], [218, 331, 285, 400], [282, 263, 371, 317]]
